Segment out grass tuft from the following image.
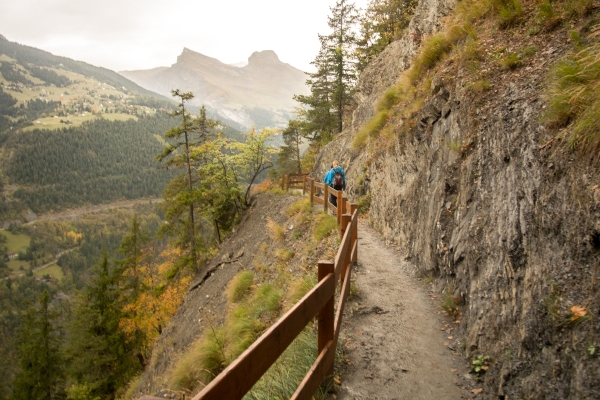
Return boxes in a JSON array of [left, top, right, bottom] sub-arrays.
[[501, 53, 522, 70], [408, 34, 452, 83], [468, 80, 491, 92], [170, 327, 227, 390], [313, 214, 338, 241], [285, 275, 318, 308], [286, 198, 312, 217], [352, 110, 389, 149], [227, 271, 254, 303], [276, 248, 295, 262], [537, 0, 563, 31], [564, 0, 594, 19], [252, 284, 282, 317], [357, 194, 372, 214], [243, 328, 327, 400], [544, 35, 600, 153], [497, 0, 524, 29], [376, 87, 402, 111], [266, 218, 285, 242]]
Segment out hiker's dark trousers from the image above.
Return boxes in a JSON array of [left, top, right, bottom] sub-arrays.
[[329, 193, 337, 207]]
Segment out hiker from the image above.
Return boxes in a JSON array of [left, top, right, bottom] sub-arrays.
[[324, 160, 346, 207]]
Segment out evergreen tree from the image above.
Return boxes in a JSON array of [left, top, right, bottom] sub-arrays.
[[67, 253, 139, 400], [295, 0, 359, 142], [277, 120, 304, 174], [356, 0, 419, 70], [12, 290, 65, 400], [157, 91, 218, 272], [113, 216, 150, 362]]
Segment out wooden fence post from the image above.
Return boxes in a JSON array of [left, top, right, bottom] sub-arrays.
[[302, 176, 307, 196], [349, 203, 358, 264], [318, 260, 334, 390], [336, 191, 343, 225], [310, 179, 315, 206], [323, 185, 328, 214], [340, 214, 352, 283]]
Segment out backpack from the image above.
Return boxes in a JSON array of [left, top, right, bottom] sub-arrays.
[[333, 170, 343, 189]]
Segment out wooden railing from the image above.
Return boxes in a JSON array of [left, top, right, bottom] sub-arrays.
[[281, 173, 308, 191], [193, 177, 357, 400]]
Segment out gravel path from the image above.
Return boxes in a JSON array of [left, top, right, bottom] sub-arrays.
[[336, 220, 474, 400]]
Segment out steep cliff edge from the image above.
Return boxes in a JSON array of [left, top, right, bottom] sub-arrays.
[[312, 0, 600, 397]]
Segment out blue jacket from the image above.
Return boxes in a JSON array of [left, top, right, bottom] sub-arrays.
[[324, 166, 346, 189]]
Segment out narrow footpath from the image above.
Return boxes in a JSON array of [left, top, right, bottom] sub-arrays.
[[336, 220, 474, 399]]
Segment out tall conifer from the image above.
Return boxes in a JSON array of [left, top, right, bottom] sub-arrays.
[[12, 290, 64, 400]]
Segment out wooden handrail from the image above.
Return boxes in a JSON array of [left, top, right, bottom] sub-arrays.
[[194, 176, 356, 399]]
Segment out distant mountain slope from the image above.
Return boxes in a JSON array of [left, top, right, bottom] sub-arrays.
[[0, 35, 174, 104], [120, 49, 309, 130], [0, 37, 243, 223]]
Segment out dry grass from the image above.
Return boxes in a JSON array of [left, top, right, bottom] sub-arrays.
[[313, 214, 338, 242], [276, 248, 295, 262], [227, 271, 254, 303], [544, 26, 600, 152], [266, 218, 285, 242]]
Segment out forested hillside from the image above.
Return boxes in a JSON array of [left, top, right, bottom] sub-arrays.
[[3, 115, 173, 213]]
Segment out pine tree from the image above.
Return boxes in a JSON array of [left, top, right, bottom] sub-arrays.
[[114, 216, 150, 363], [356, 0, 419, 70], [157, 91, 218, 272], [67, 253, 139, 400], [277, 120, 304, 174], [295, 0, 359, 142], [12, 290, 65, 400]]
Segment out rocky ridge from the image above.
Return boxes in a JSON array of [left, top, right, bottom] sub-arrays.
[[120, 49, 309, 130], [312, 0, 600, 397]]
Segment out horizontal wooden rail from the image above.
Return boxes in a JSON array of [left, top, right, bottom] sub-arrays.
[[193, 176, 357, 400], [193, 273, 335, 400]]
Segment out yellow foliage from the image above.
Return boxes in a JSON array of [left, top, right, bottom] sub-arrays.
[[119, 247, 192, 357], [66, 230, 82, 244]]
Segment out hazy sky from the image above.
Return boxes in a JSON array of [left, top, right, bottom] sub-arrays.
[[0, 0, 370, 73]]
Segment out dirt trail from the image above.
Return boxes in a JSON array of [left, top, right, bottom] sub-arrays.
[[337, 220, 474, 399], [26, 198, 163, 224]]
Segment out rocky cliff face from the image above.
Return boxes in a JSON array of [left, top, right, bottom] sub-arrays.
[[120, 49, 309, 130], [312, 0, 600, 397]]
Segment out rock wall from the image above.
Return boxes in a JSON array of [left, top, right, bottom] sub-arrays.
[[312, 0, 600, 397]]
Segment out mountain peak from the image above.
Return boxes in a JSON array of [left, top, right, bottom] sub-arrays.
[[248, 50, 280, 65], [177, 48, 222, 66], [0, 34, 7, 41]]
